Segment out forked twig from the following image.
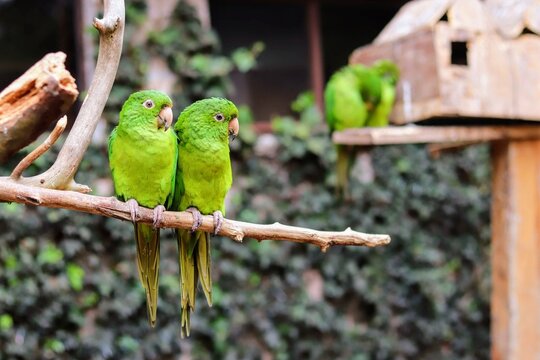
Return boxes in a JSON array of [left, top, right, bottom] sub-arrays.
[[10, 116, 68, 179]]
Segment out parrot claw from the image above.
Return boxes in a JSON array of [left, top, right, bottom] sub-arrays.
[[186, 207, 202, 232], [213, 210, 224, 235], [126, 199, 139, 223], [152, 205, 166, 229]]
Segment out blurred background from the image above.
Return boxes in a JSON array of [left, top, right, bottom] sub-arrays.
[[0, 0, 490, 359]]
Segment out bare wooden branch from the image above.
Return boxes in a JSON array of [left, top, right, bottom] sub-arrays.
[[15, 0, 125, 192], [0, 179, 390, 250], [333, 125, 540, 146], [0, 52, 78, 163], [10, 116, 68, 179]]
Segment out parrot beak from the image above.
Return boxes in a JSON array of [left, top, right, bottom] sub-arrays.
[[157, 106, 173, 131], [228, 117, 239, 141]]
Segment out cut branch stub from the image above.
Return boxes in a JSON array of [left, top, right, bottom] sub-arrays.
[[0, 52, 78, 163]]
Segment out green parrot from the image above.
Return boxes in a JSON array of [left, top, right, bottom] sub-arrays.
[[173, 97, 239, 337], [366, 60, 400, 127], [324, 59, 399, 198], [108, 90, 177, 327]]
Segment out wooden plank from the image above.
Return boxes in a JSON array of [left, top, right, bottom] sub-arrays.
[[349, 40, 394, 67], [510, 35, 540, 121], [374, 0, 452, 44], [485, 0, 533, 38], [525, 0, 540, 34], [491, 139, 540, 360], [474, 33, 514, 118], [435, 23, 482, 116], [448, 0, 488, 33], [332, 125, 540, 145]]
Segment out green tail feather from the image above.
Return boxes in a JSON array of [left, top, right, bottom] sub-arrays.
[[196, 232, 212, 306], [336, 144, 353, 200], [178, 229, 212, 338], [134, 223, 160, 327]]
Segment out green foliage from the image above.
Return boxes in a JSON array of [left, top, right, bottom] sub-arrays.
[[0, 1, 490, 358], [0, 88, 490, 358], [66, 263, 85, 292], [0, 315, 13, 331], [105, 0, 263, 123]]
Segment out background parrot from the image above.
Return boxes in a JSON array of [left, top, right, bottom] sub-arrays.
[[324, 59, 399, 199], [173, 98, 239, 338], [108, 90, 177, 327]]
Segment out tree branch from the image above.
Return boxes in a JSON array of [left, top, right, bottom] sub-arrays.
[[0, 52, 78, 163], [14, 0, 125, 192], [0, 179, 390, 250], [10, 116, 67, 179]]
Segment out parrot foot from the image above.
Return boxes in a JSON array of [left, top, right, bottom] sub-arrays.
[[126, 199, 139, 223], [213, 210, 224, 235], [152, 205, 166, 229], [186, 207, 202, 232]]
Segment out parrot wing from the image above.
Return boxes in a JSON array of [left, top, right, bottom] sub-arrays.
[[366, 80, 397, 127]]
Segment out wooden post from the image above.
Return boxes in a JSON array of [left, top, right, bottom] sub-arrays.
[[306, 0, 324, 112], [333, 126, 540, 357], [491, 139, 540, 360]]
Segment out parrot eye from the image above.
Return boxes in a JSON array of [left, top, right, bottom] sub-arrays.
[[143, 99, 155, 109], [214, 113, 225, 122]]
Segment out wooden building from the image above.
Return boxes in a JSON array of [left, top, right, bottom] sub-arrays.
[[350, 0, 540, 124]]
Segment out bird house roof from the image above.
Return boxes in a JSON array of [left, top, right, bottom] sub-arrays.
[[375, 0, 540, 44]]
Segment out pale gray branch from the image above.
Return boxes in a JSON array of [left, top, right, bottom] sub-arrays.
[[0, 179, 391, 250]]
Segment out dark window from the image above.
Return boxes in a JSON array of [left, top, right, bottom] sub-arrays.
[[451, 41, 468, 66]]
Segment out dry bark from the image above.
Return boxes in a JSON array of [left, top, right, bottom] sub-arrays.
[[0, 52, 78, 163]]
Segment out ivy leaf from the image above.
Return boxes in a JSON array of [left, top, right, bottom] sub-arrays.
[[66, 263, 85, 292], [37, 244, 63, 265], [0, 314, 13, 331]]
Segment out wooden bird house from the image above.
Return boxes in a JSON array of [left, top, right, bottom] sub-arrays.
[[349, 0, 540, 124]]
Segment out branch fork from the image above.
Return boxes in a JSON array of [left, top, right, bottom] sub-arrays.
[[93, 16, 120, 34]]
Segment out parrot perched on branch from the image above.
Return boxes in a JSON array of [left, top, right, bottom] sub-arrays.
[[324, 59, 399, 198], [173, 97, 239, 337], [108, 90, 177, 327]]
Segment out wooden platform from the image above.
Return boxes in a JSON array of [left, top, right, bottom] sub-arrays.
[[333, 125, 540, 146], [333, 124, 540, 360]]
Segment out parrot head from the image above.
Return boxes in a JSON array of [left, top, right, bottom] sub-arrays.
[[175, 97, 239, 142], [119, 90, 174, 131]]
